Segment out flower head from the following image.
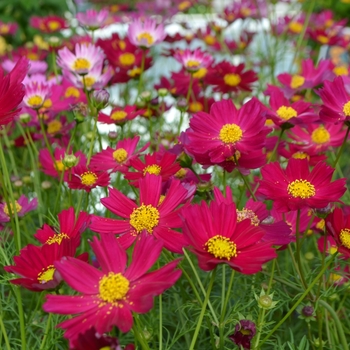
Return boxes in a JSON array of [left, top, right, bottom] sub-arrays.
[[23, 82, 51, 109], [30, 15, 68, 33], [128, 17, 166, 49], [174, 48, 213, 73], [258, 159, 346, 212], [43, 234, 181, 345], [0, 195, 38, 223], [229, 319, 256, 350], [76, 9, 110, 30]]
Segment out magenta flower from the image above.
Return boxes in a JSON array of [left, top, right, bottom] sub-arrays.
[[0, 195, 38, 223], [174, 48, 213, 73], [43, 234, 181, 345], [128, 17, 166, 49], [76, 8, 109, 30]]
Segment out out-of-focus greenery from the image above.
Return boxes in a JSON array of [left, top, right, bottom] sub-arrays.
[[310, 0, 350, 22]]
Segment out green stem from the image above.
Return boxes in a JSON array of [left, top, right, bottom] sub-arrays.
[[258, 253, 338, 348], [159, 294, 162, 350], [132, 318, 150, 350], [318, 300, 349, 350], [333, 124, 350, 168], [189, 269, 216, 350], [86, 117, 98, 166], [0, 313, 11, 350], [268, 128, 285, 163], [39, 313, 52, 350], [137, 50, 146, 97]]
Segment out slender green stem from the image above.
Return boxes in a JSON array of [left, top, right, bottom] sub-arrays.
[[132, 318, 150, 350], [258, 253, 338, 348], [39, 313, 52, 350], [2, 127, 18, 176], [238, 170, 257, 201], [0, 313, 11, 350], [189, 269, 216, 350], [268, 128, 285, 163], [333, 124, 350, 168], [318, 300, 349, 350], [137, 50, 146, 97], [183, 249, 219, 325], [86, 117, 98, 166], [159, 294, 162, 350]]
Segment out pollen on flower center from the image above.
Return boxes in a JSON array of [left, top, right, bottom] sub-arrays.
[[119, 53, 135, 66], [99, 272, 130, 303], [175, 168, 187, 179], [111, 111, 127, 121], [143, 164, 161, 176], [3, 201, 22, 216], [37, 265, 55, 284], [290, 75, 305, 89], [27, 95, 43, 108], [223, 73, 241, 86], [192, 68, 207, 79], [137, 32, 154, 46], [289, 22, 303, 33], [317, 35, 329, 44], [205, 235, 237, 260], [54, 160, 67, 172], [236, 209, 260, 226], [47, 20, 60, 31], [82, 76, 95, 88], [46, 233, 70, 245], [81, 171, 98, 186], [113, 148, 128, 163], [287, 179, 316, 199], [130, 204, 160, 234], [186, 60, 200, 68], [219, 124, 243, 144], [65, 86, 80, 98], [73, 58, 91, 72], [333, 66, 348, 76], [292, 152, 309, 160], [47, 120, 62, 134], [343, 101, 350, 116], [276, 105, 297, 120], [311, 126, 330, 144], [339, 228, 350, 249]]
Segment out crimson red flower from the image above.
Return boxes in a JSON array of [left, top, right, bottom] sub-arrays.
[[43, 234, 181, 345], [34, 207, 90, 245], [30, 15, 68, 33], [98, 105, 143, 125], [229, 319, 256, 350], [205, 61, 257, 93], [124, 151, 181, 186], [0, 57, 28, 125], [258, 159, 346, 212], [183, 98, 269, 166], [4, 240, 86, 292], [90, 174, 188, 253], [326, 207, 350, 258], [89, 136, 149, 173], [68, 165, 110, 192], [181, 198, 277, 274]]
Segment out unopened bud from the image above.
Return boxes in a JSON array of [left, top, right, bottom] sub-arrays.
[[63, 154, 78, 168], [108, 131, 118, 141], [19, 113, 31, 124], [158, 88, 168, 97], [41, 181, 52, 189], [92, 89, 110, 111]]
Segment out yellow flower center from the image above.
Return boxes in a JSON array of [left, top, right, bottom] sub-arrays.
[[73, 58, 91, 72], [205, 235, 237, 260], [129, 204, 160, 234], [330, 273, 343, 282], [333, 66, 348, 76], [343, 101, 350, 116], [100, 347, 111, 350], [175, 168, 187, 179], [316, 219, 325, 230], [37, 265, 55, 284], [47, 120, 62, 134], [137, 32, 154, 46], [241, 329, 251, 336], [65, 86, 80, 98], [99, 272, 130, 303], [46, 233, 70, 245], [113, 148, 128, 163], [236, 209, 260, 226], [329, 246, 338, 255], [223, 73, 241, 87], [111, 111, 127, 121], [192, 68, 207, 79], [189, 101, 203, 112], [143, 164, 162, 176], [287, 179, 316, 199], [27, 95, 43, 108], [317, 35, 329, 44], [226, 150, 241, 163], [42, 99, 52, 109], [128, 67, 142, 77], [54, 160, 66, 172], [186, 60, 200, 69], [178, 0, 191, 11], [276, 105, 297, 121], [81, 171, 98, 186], [47, 20, 60, 31], [27, 52, 39, 61], [289, 22, 303, 33], [3, 201, 22, 216], [0, 24, 9, 34], [82, 76, 95, 88], [219, 124, 243, 144], [311, 126, 330, 144], [119, 53, 136, 66], [240, 7, 251, 16], [158, 195, 166, 205], [292, 152, 309, 160], [340, 228, 350, 249], [204, 35, 216, 45], [290, 75, 305, 89]]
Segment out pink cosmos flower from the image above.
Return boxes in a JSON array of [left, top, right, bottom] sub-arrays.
[[0, 21, 18, 35], [90, 174, 188, 253], [89, 136, 149, 173], [98, 105, 143, 125], [30, 15, 68, 33], [57, 43, 105, 75], [257, 159, 346, 212], [0, 195, 38, 223], [181, 197, 277, 274], [43, 234, 181, 345], [174, 48, 213, 73], [128, 17, 166, 49], [0, 57, 28, 125], [2, 59, 47, 75], [76, 9, 109, 30], [23, 82, 51, 109]]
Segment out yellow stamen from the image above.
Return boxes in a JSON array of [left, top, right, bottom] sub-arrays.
[[343, 101, 350, 116], [340, 228, 350, 249], [46, 233, 70, 245], [236, 209, 260, 226], [37, 265, 55, 284], [99, 272, 130, 303], [143, 164, 161, 176], [113, 148, 128, 163], [73, 58, 91, 72], [119, 53, 135, 66], [130, 204, 160, 234], [276, 106, 297, 121], [287, 179, 315, 199], [311, 126, 330, 144], [65, 87, 80, 98], [290, 75, 305, 89], [137, 32, 154, 46], [223, 73, 241, 87], [205, 235, 237, 260], [219, 124, 243, 144], [47, 120, 62, 134], [27, 95, 43, 108], [110, 111, 127, 121], [81, 171, 98, 186], [3, 201, 22, 216]]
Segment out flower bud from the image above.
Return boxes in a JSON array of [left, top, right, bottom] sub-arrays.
[[258, 295, 272, 309], [63, 154, 78, 168], [41, 180, 52, 189], [19, 113, 31, 124], [48, 36, 62, 48], [302, 305, 314, 317], [92, 89, 110, 111], [140, 91, 152, 102], [176, 98, 187, 112], [229, 320, 256, 349], [158, 88, 168, 97], [73, 103, 88, 123], [108, 131, 118, 141]]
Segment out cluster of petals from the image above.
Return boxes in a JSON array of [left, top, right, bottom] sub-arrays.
[[257, 158, 346, 212], [90, 174, 189, 253], [43, 234, 181, 345], [174, 48, 213, 73], [76, 9, 110, 29], [0, 195, 38, 223]]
